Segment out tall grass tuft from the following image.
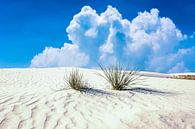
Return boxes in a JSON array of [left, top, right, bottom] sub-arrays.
[[65, 68, 87, 91], [98, 63, 143, 90]]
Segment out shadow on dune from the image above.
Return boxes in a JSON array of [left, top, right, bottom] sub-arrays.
[[50, 86, 113, 96], [80, 87, 113, 96], [123, 87, 175, 96], [51, 86, 176, 97]]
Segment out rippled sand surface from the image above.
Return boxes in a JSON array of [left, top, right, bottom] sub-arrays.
[[0, 68, 195, 129]]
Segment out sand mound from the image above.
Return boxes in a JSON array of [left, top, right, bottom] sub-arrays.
[[0, 68, 195, 129]]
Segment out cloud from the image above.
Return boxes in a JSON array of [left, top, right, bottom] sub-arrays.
[[30, 43, 89, 67], [30, 5, 195, 73], [168, 62, 189, 73]]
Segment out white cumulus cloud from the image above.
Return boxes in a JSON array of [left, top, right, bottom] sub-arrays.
[[30, 43, 89, 67], [30, 5, 195, 73]]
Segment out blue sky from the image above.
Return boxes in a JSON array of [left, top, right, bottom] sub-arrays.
[[0, 0, 195, 73]]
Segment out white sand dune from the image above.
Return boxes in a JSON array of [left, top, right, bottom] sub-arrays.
[[0, 68, 195, 129]]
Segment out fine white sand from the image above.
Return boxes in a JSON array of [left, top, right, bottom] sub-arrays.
[[0, 68, 195, 129]]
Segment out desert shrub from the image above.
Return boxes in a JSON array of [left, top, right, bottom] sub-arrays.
[[97, 63, 143, 90], [65, 68, 87, 91]]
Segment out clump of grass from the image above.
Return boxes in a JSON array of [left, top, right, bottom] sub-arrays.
[[98, 63, 143, 90], [65, 68, 87, 91]]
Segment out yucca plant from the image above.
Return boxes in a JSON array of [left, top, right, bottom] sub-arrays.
[[65, 68, 87, 91], [98, 63, 143, 90]]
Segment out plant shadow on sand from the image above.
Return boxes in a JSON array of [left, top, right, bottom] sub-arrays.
[[80, 87, 114, 96], [51, 86, 176, 99], [51, 86, 114, 96], [124, 87, 176, 96]]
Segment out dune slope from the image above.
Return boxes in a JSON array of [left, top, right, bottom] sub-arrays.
[[0, 68, 195, 129]]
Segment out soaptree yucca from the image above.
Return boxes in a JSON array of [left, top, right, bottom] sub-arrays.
[[65, 68, 87, 91], [98, 63, 143, 90]]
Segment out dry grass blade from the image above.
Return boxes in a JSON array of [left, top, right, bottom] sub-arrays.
[[65, 68, 87, 91], [98, 63, 143, 90]]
